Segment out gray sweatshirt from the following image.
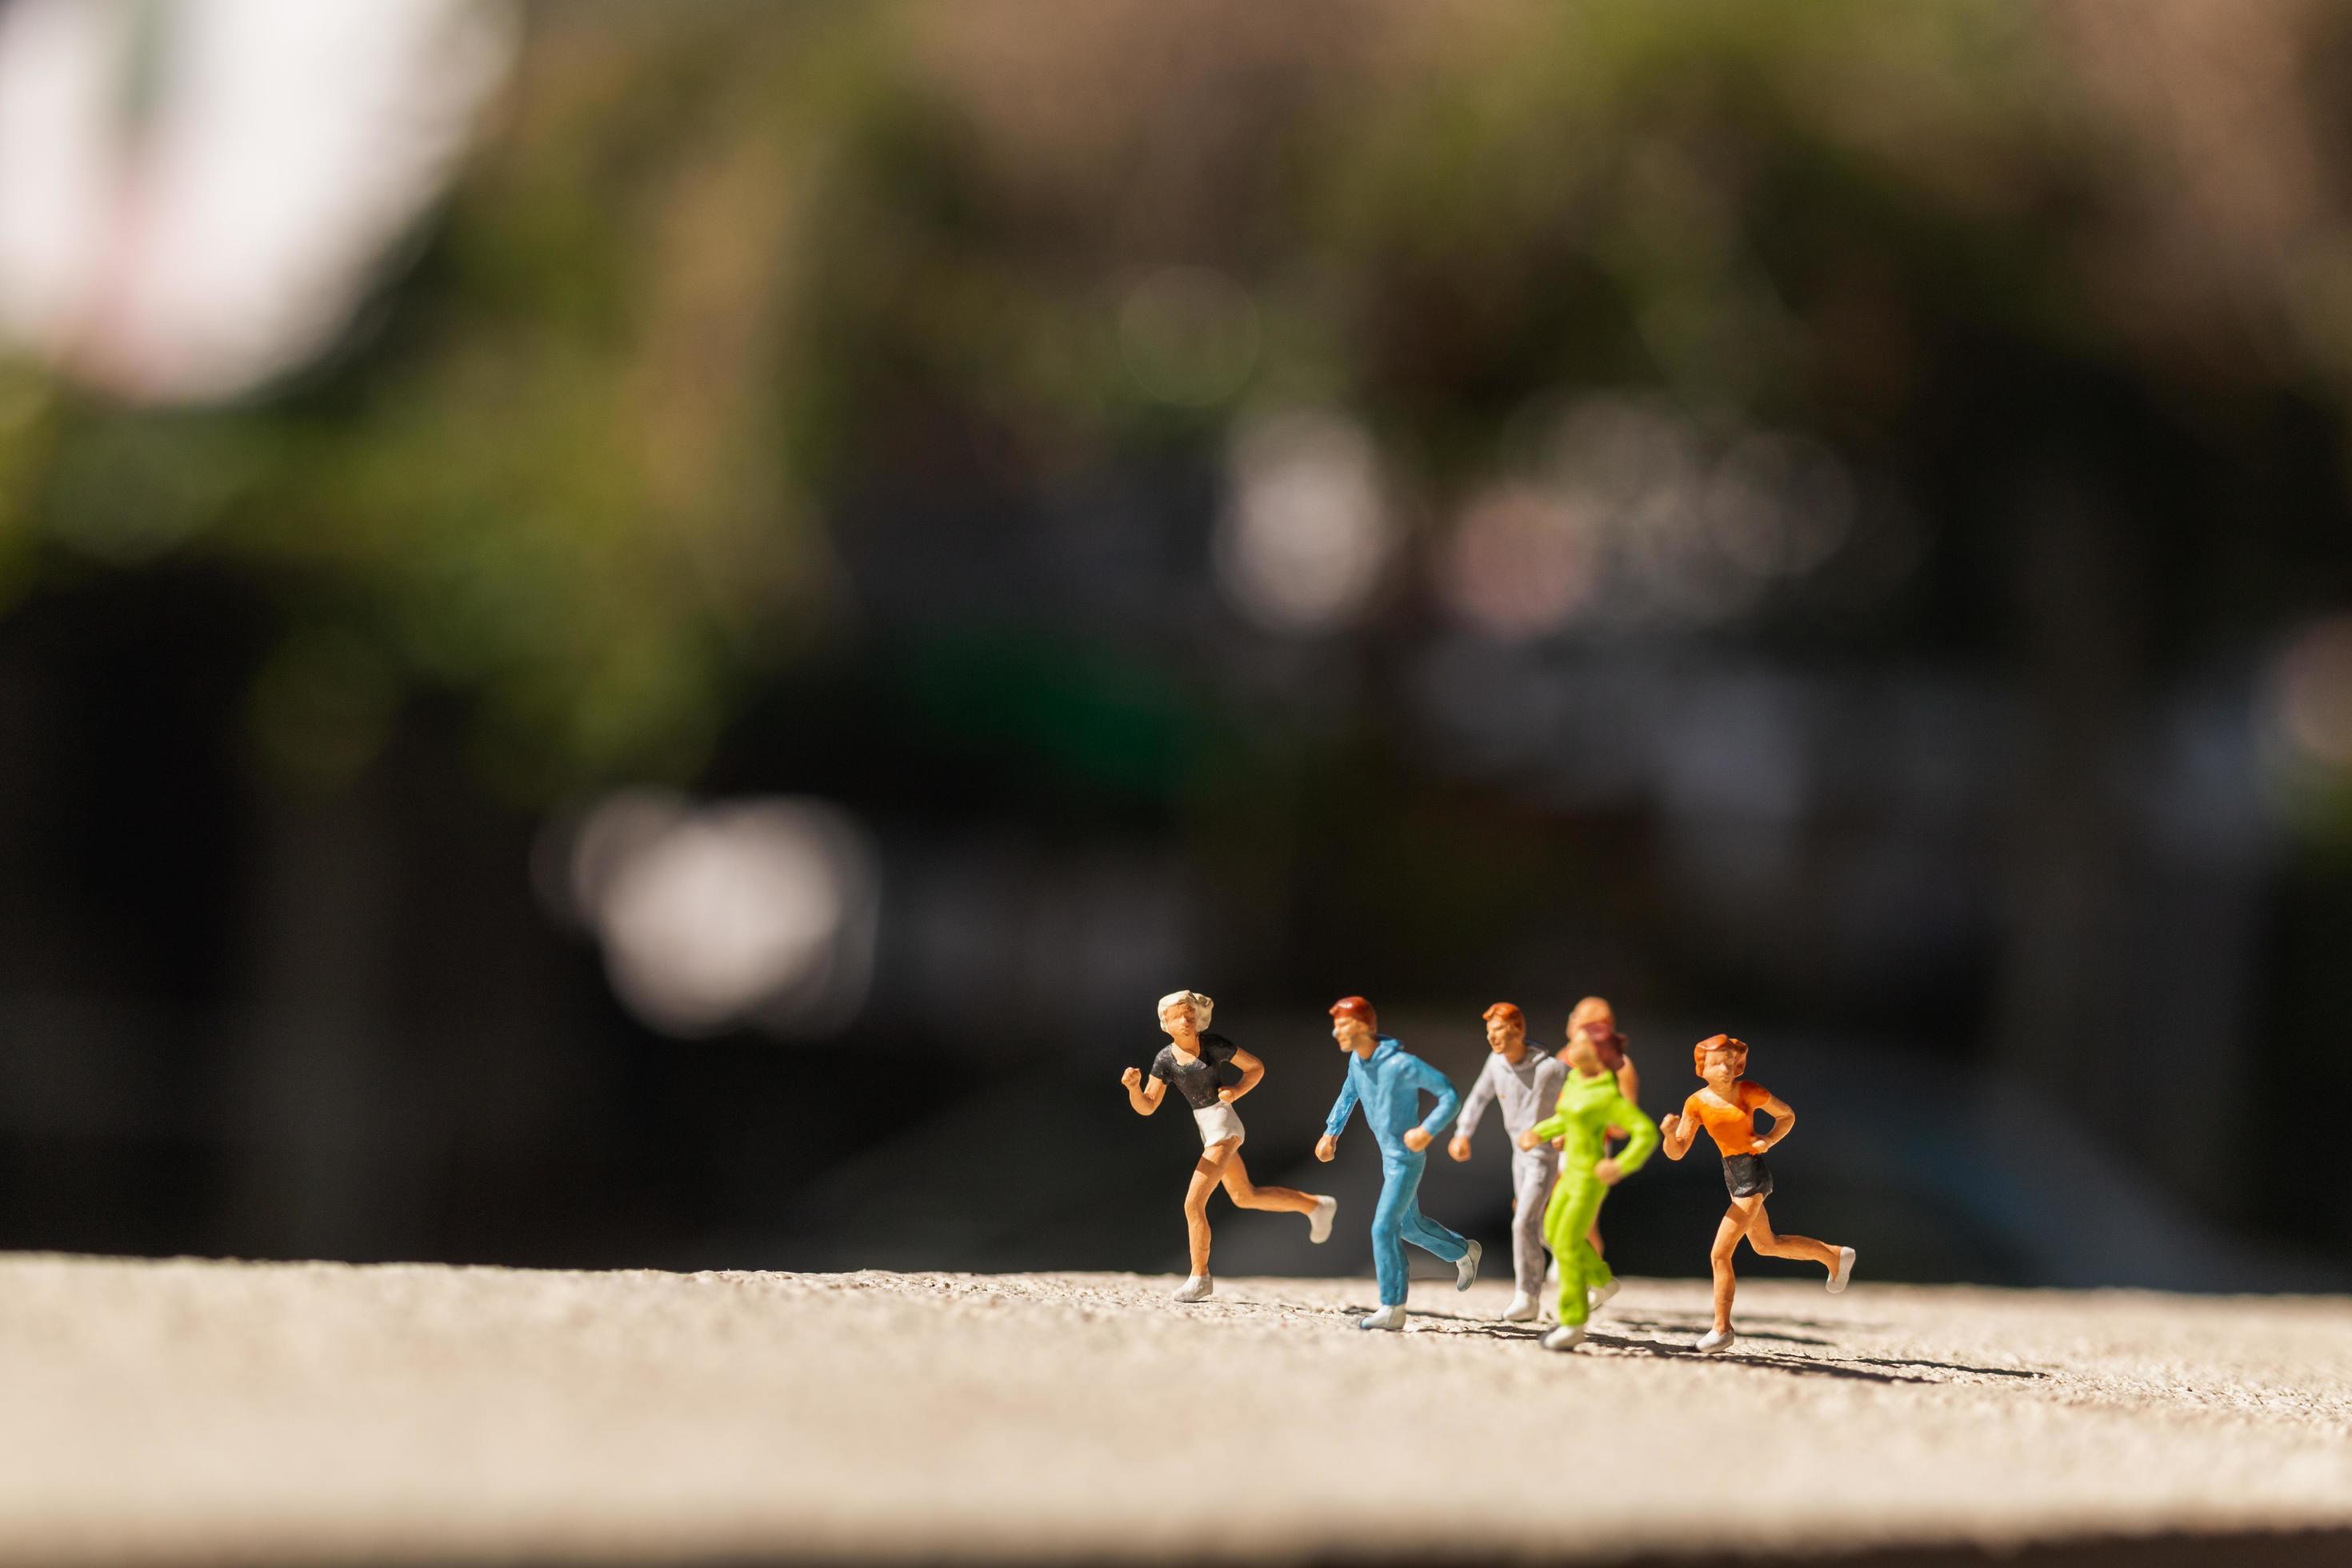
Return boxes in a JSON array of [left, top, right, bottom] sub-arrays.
[[1454, 1049, 1568, 1148]]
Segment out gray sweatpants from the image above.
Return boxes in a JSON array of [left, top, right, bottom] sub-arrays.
[[1508, 1148, 1554, 1298]]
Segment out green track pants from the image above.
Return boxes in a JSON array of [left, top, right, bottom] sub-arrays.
[[1543, 1173, 1613, 1326]]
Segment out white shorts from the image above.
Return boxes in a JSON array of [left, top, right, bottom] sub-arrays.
[[1193, 1103, 1245, 1149]]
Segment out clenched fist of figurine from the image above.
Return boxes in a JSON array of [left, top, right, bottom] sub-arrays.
[[1402, 1126, 1432, 1153], [1314, 1133, 1338, 1162], [1750, 1137, 1770, 1154], [1515, 1127, 1542, 1151], [1595, 1158, 1623, 1186], [1217, 1087, 1238, 1104], [1447, 1134, 1472, 1162], [1658, 1113, 1682, 1139], [1120, 1066, 1142, 1089]]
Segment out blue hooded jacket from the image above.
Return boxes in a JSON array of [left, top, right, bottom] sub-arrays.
[[1323, 1035, 1461, 1154]]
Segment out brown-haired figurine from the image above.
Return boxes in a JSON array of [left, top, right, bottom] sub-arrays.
[[1658, 1034, 1856, 1353], [1314, 995, 1480, 1330], [1557, 997, 1640, 1264], [1122, 990, 1336, 1303], [1565, 996, 1639, 1106]]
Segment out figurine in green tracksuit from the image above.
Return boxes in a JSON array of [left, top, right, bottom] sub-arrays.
[[1518, 1026, 1658, 1352]]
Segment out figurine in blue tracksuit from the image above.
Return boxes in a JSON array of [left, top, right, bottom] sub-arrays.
[[1314, 994, 1482, 1330]]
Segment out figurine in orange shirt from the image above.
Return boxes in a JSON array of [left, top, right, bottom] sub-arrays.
[[1658, 1034, 1855, 1354]]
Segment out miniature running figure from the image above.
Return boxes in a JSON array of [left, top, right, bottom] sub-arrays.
[[1554, 997, 1640, 1263], [1447, 1003, 1566, 1322], [1658, 1034, 1855, 1353], [1518, 1024, 1657, 1351], [1121, 990, 1336, 1304], [1563, 996, 1639, 1107], [1314, 995, 1480, 1330]]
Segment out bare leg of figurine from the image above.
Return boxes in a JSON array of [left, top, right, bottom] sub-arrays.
[[1746, 1202, 1843, 1274], [1176, 1140, 1239, 1295], [1702, 1197, 1846, 1346], [1702, 1198, 1758, 1344], [1218, 1152, 1318, 1216]]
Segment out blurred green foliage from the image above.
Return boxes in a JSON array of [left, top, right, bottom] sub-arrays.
[[0, 0, 2345, 798]]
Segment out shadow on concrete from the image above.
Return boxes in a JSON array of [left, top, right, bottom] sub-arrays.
[[1270, 1302, 2050, 1385]]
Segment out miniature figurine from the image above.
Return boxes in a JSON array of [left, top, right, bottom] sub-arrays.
[[1564, 995, 1639, 1108], [1446, 1002, 1566, 1322], [1658, 1034, 1856, 1354], [1550, 997, 1641, 1270], [1314, 995, 1480, 1330], [1121, 990, 1337, 1303], [1517, 1022, 1657, 1350]]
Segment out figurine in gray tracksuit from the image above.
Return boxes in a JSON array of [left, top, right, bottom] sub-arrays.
[[1446, 1002, 1567, 1322]]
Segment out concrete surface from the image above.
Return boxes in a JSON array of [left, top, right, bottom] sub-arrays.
[[3, 1254, 2351, 1564]]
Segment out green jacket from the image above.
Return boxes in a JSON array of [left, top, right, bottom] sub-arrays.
[[1528, 1066, 1658, 1179]]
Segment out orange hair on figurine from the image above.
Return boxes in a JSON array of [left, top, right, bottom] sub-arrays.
[[1480, 1001, 1524, 1029], [1691, 1033, 1749, 1074], [1330, 995, 1378, 1030], [1568, 995, 1614, 1033]]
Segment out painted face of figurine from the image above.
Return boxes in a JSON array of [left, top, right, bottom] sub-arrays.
[[1484, 1014, 1525, 1057], [1158, 1000, 1199, 1044], [1698, 1040, 1746, 1085], [1331, 1014, 1375, 1053], [1562, 1031, 1605, 1076]]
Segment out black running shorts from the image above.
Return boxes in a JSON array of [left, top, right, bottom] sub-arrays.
[[1722, 1153, 1774, 1199]]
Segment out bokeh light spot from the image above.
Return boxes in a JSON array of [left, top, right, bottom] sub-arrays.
[[1213, 406, 1396, 634], [565, 793, 880, 1038]]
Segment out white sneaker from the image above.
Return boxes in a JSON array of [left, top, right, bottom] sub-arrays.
[[1358, 1302, 1408, 1331], [1587, 1277, 1620, 1314], [1541, 1323, 1586, 1353], [1694, 1326, 1736, 1354], [1828, 1246, 1856, 1294], [1501, 1292, 1539, 1322], [1307, 1195, 1338, 1245], [1170, 1274, 1213, 1302], [1455, 1238, 1482, 1292]]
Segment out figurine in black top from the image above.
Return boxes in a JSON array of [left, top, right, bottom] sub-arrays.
[[1150, 1031, 1242, 1111], [1122, 990, 1337, 1302]]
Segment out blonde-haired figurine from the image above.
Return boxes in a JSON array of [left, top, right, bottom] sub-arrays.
[[1658, 1034, 1856, 1353], [1121, 990, 1336, 1302]]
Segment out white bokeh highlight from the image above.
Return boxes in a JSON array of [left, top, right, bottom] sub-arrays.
[[566, 791, 881, 1039], [1213, 407, 1397, 634], [0, 0, 513, 402]]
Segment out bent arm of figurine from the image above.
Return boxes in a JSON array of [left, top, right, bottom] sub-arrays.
[[1123, 1070, 1166, 1116], [1410, 1057, 1461, 1139], [1609, 1098, 1660, 1174], [1519, 1111, 1568, 1150], [1222, 1048, 1266, 1104], [1323, 1076, 1361, 1141], [1754, 1094, 1793, 1154], [1658, 1112, 1698, 1160], [1454, 1064, 1495, 1142]]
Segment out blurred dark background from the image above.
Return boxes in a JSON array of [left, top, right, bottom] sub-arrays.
[[2, 0, 2350, 1292]]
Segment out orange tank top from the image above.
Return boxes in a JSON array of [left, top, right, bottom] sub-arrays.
[[1683, 1081, 1770, 1157]]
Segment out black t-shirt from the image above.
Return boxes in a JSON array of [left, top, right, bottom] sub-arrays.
[[1150, 1034, 1242, 1111]]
